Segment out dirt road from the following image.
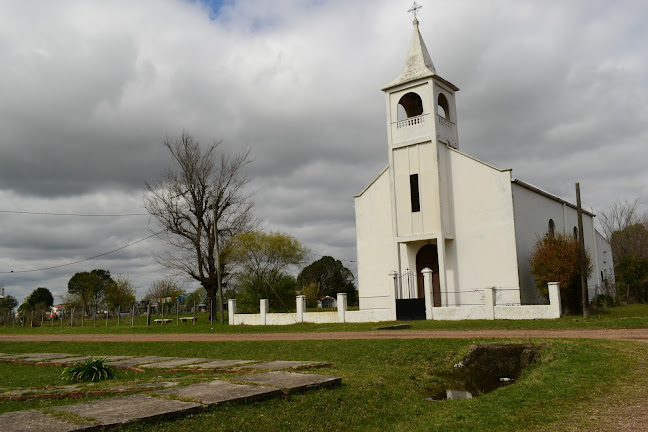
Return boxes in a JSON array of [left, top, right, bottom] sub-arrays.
[[2, 328, 647, 343]]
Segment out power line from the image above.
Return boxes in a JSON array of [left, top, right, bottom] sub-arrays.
[[0, 231, 164, 274], [308, 251, 356, 263], [0, 210, 148, 217]]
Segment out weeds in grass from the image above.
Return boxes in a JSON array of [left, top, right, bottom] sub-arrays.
[[60, 358, 117, 383]]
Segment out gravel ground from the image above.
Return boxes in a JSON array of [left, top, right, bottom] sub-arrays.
[[1, 328, 648, 343]]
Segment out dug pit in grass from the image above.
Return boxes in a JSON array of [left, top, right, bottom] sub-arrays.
[[427, 343, 539, 400]]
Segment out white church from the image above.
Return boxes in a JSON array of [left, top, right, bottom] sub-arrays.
[[353, 17, 615, 320]]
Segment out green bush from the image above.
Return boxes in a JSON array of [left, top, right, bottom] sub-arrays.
[[60, 357, 117, 383]]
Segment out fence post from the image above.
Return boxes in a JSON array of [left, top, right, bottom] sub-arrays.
[[484, 287, 496, 320], [389, 271, 399, 320], [548, 282, 562, 318], [296, 295, 306, 323], [337, 293, 347, 323], [260, 299, 269, 325], [422, 268, 434, 320], [228, 299, 237, 325]]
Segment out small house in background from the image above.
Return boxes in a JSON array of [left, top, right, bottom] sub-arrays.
[[318, 296, 337, 309], [50, 304, 67, 319]]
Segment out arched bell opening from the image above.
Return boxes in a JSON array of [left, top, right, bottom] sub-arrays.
[[397, 92, 424, 121]]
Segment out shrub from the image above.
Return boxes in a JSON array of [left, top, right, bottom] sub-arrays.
[[529, 232, 592, 314], [61, 358, 117, 383]]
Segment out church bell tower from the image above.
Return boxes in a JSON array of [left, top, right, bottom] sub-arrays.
[[382, 15, 459, 241]]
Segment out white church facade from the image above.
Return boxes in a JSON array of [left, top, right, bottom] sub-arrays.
[[354, 18, 615, 320]]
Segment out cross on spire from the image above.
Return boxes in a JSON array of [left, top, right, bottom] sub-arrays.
[[408, 1, 422, 19]]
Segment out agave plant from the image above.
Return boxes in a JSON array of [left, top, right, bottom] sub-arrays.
[[61, 357, 117, 383]]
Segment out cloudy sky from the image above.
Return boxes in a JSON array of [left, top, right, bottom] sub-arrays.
[[1, 0, 647, 303]]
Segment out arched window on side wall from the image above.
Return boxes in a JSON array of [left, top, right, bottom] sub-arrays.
[[397, 92, 424, 121], [548, 219, 555, 238], [437, 93, 450, 120]]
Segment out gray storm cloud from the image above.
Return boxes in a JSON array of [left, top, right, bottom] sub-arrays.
[[1, 0, 647, 303]]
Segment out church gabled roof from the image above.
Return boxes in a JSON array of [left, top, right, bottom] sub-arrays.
[[382, 18, 437, 91]]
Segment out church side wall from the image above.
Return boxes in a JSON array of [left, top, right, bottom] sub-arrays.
[[355, 169, 397, 313], [445, 149, 521, 305], [511, 183, 599, 304], [594, 229, 615, 297]]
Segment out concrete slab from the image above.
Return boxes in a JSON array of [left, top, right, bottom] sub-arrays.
[[0, 409, 93, 432], [185, 359, 257, 369], [138, 358, 211, 368], [155, 380, 281, 406], [237, 371, 341, 393], [101, 356, 134, 361], [51, 393, 202, 428], [240, 360, 327, 370], [9, 353, 77, 362], [107, 356, 173, 367], [46, 356, 93, 365]]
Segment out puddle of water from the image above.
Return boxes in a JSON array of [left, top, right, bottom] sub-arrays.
[[426, 344, 538, 401]]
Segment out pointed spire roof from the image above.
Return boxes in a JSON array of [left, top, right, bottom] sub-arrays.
[[382, 18, 439, 91]]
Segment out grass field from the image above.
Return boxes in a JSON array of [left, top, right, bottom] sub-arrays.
[[1, 304, 647, 430], [0, 336, 646, 431], [2, 303, 648, 334]]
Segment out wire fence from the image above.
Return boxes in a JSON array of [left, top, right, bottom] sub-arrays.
[[0, 298, 225, 328]]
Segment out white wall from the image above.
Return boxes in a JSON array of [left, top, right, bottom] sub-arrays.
[[511, 182, 599, 304], [442, 147, 521, 305], [594, 229, 615, 298], [354, 168, 397, 314]]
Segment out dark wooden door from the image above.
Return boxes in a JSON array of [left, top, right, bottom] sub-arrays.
[[416, 244, 441, 306]]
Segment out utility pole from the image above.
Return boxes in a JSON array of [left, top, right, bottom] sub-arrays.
[[211, 203, 225, 324], [576, 183, 590, 319]]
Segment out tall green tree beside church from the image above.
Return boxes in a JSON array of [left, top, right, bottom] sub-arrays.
[[298, 256, 357, 305]]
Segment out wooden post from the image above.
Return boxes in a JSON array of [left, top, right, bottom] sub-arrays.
[[161, 298, 164, 325], [576, 183, 590, 319], [146, 302, 151, 326], [176, 297, 179, 325], [193, 301, 196, 325]]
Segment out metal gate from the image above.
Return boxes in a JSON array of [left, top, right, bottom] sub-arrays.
[[394, 269, 426, 320], [396, 298, 426, 320]]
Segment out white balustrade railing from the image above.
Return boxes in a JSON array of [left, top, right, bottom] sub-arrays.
[[396, 114, 425, 129]]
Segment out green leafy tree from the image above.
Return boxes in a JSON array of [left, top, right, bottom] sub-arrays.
[[20, 287, 54, 313], [0, 295, 18, 323], [236, 272, 299, 313], [301, 282, 320, 308], [298, 255, 357, 305], [230, 231, 308, 312], [529, 233, 592, 314], [187, 287, 207, 306], [104, 275, 137, 309], [67, 269, 114, 309], [615, 257, 648, 303]]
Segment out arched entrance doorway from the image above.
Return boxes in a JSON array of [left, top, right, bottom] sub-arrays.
[[416, 244, 441, 307]]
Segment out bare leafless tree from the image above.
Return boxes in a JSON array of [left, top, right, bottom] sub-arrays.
[[144, 278, 185, 300], [144, 133, 256, 321], [599, 199, 648, 265]]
